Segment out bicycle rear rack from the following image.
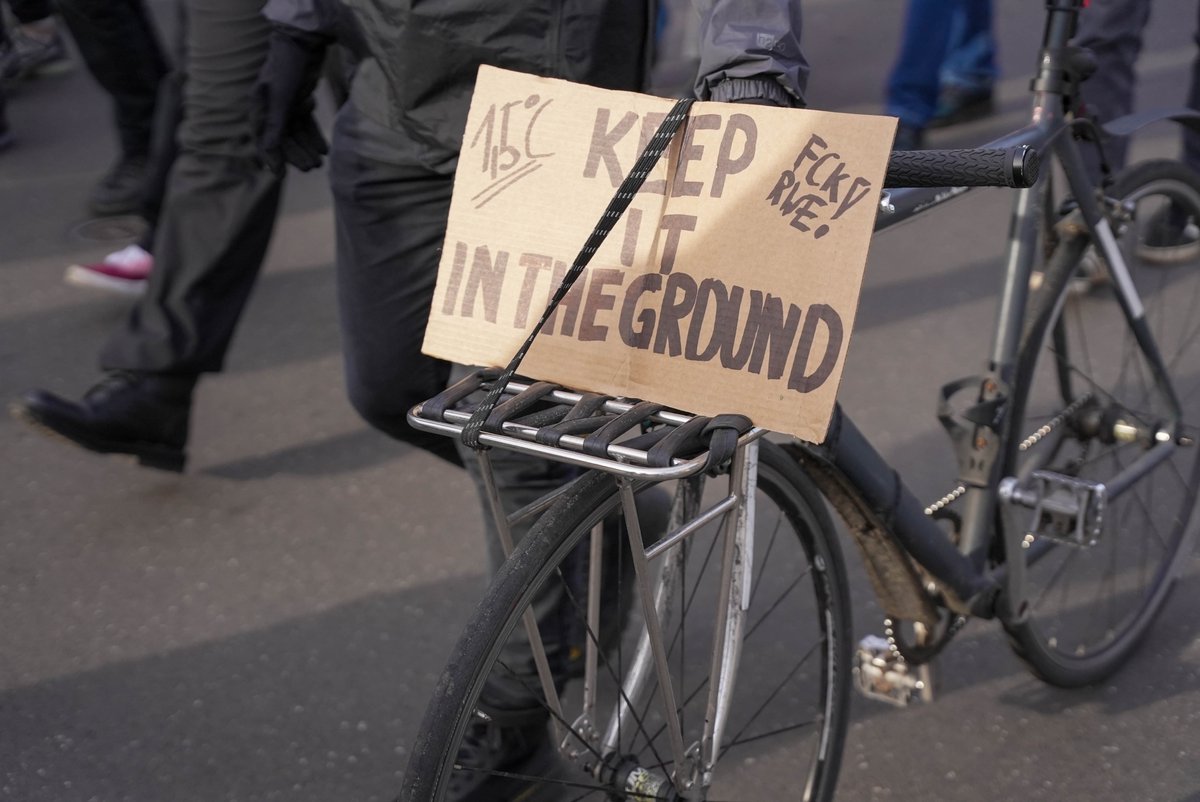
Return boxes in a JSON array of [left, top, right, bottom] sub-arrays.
[[408, 369, 766, 481], [412, 369, 768, 782]]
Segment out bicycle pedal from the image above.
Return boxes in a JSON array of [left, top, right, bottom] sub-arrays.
[[853, 635, 933, 707], [999, 469, 1106, 547]]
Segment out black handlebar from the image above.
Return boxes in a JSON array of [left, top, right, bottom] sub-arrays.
[[884, 145, 1041, 189]]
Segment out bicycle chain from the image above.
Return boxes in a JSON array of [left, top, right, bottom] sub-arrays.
[[884, 394, 1094, 663]]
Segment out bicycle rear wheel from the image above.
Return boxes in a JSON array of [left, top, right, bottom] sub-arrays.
[[1003, 159, 1200, 686], [401, 439, 852, 801]]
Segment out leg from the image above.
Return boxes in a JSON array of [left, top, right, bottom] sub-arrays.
[[329, 98, 575, 544], [1184, 4, 1200, 175], [3, 0, 69, 81], [928, 0, 997, 128], [13, 0, 284, 472], [884, 0, 958, 146], [939, 0, 996, 91], [63, 0, 186, 296], [1072, 0, 1152, 175], [100, 0, 283, 376], [138, 0, 188, 237], [54, 0, 169, 213]]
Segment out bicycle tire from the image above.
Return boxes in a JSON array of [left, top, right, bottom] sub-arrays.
[[401, 439, 852, 801], [1002, 159, 1200, 687]]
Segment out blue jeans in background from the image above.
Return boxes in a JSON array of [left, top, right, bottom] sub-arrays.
[[886, 0, 996, 129]]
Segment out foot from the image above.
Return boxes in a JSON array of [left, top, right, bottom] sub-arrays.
[[65, 244, 154, 296], [10, 371, 195, 472], [928, 85, 994, 129], [893, 123, 925, 151], [89, 155, 148, 217], [5, 26, 70, 81], [1139, 201, 1200, 265]]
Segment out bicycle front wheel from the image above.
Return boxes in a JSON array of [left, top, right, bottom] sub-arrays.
[[1003, 159, 1200, 686], [402, 439, 852, 801]]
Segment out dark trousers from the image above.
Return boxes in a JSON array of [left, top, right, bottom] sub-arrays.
[[329, 97, 575, 543], [6, 0, 52, 22], [1075, 0, 1200, 174], [54, 0, 169, 160], [100, 0, 283, 375], [885, 0, 996, 128]]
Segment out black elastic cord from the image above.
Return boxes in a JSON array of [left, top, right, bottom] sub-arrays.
[[460, 97, 695, 450]]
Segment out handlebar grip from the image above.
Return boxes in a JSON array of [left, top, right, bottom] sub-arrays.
[[884, 145, 1041, 189]]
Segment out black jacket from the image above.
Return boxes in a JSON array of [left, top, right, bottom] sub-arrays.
[[265, 0, 808, 170]]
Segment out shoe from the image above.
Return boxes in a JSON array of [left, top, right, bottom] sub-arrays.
[[7, 28, 70, 80], [928, 85, 994, 129], [89, 155, 148, 217], [10, 371, 195, 472], [446, 717, 558, 802], [65, 245, 154, 296], [893, 123, 925, 151], [1139, 201, 1200, 265]]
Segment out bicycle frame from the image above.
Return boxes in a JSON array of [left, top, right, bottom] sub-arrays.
[[803, 0, 1200, 628]]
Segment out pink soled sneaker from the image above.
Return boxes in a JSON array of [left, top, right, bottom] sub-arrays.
[[64, 245, 154, 296]]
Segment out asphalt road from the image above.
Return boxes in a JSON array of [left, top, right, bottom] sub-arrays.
[[2, 2, 1198, 801]]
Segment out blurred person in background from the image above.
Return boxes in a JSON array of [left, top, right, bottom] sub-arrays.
[[0, 0, 70, 81], [57, 0, 183, 294], [12, 0, 297, 472], [1073, 0, 1199, 259], [886, 0, 997, 150], [0, 0, 72, 151], [59, 1, 351, 297], [52, 0, 170, 219]]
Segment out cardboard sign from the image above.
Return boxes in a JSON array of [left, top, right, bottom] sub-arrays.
[[423, 66, 896, 443]]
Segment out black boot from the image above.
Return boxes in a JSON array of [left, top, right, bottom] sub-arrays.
[[11, 371, 196, 472], [89, 155, 148, 217]]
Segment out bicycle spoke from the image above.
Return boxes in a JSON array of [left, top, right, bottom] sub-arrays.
[[547, 569, 675, 775], [491, 658, 608, 763], [448, 763, 609, 796], [724, 640, 821, 750], [746, 517, 784, 610]]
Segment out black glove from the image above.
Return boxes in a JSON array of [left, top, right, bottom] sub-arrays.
[[251, 25, 330, 174]]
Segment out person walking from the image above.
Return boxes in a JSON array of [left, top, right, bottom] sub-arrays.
[[1073, 0, 1199, 260], [49, 0, 172, 217], [885, 0, 997, 150], [13, 1, 808, 796]]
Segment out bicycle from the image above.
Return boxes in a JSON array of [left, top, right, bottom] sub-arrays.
[[400, 2, 1200, 799]]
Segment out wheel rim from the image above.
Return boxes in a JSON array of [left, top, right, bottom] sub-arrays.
[[1009, 170, 1200, 669], [436, 458, 845, 800]]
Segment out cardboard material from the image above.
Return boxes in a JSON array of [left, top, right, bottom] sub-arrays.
[[423, 66, 896, 443]]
